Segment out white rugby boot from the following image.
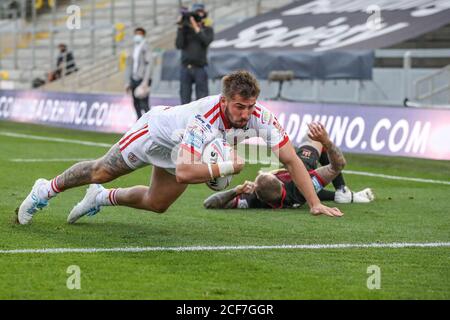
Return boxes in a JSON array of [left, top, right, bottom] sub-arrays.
[[67, 184, 104, 224], [334, 186, 375, 203], [17, 178, 49, 225], [353, 188, 375, 203]]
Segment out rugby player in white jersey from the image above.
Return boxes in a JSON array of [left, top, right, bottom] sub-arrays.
[[17, 70, 343, 225]]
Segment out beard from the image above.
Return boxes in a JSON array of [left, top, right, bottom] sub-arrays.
[[224, 105, 247, 128]]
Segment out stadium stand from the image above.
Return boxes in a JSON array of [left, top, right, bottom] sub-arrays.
[[0, 0, 292, 92], [0, 0, 182, 89], [0, 0, 449, 107]]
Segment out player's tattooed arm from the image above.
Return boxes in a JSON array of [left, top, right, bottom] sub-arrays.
[[308, 122, 346, 172], [203, 189, 238, 209], [203, 181, 255, 209], [323, 141, 346, 172]]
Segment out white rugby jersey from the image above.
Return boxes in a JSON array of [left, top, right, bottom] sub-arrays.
[[146, 94, 289, 157]]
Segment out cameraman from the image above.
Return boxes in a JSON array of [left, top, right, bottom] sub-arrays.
[[175, 3, 214, 104]]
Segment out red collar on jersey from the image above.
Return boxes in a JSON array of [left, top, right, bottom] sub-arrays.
[[219, 109, 231, 129], [267, 185, 287, 209]]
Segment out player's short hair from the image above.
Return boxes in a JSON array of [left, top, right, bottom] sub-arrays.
[[134, 27, 146, 35], [222, 70, 260, 100], [254, 172, 283, 205]]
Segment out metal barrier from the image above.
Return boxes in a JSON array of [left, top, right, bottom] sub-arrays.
[[414, 65, 450, 106]]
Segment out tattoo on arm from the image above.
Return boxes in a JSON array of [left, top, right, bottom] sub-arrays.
[[325, 142, 346, 172], [203, 189, 238, 209]]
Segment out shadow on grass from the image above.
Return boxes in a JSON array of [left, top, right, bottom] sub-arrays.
[[6, 211, 315, 250]]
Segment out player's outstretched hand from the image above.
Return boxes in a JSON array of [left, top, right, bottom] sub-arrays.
[[307, 122, 330, 145], [310, 203, 344, 217]]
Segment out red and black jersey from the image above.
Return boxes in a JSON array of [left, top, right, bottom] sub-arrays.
[[231, 169, 326, 209]]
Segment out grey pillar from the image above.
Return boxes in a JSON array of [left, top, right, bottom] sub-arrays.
[[403, 51, 412, 100], [111, 0, 116, 55], [69, 0, 76, 56], [90, 0, 95, 64], [32, 0, 37, 69], [153, 0, 158, 26], [49, 0, 57, 71], [131, 0, 135, 28], [13, 10, 19, 69]]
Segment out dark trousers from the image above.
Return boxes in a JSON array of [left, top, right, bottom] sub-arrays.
[[131, 78, 151, 119], [179, 64, 209, 104]]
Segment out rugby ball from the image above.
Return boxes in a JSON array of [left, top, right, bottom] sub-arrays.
[[202, 138, 233, 191]]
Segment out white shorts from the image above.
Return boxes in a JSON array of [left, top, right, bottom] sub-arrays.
[[118, 113, 176, 175]]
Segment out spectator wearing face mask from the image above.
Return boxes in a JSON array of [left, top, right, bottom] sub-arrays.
[[47, 43, 78, 82], [125, 27, 153, 119]]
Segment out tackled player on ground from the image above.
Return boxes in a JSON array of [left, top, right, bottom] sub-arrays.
[[17, 71, 343, 226]]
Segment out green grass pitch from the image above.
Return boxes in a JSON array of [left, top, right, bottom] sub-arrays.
[[0, 121, 449, 299]]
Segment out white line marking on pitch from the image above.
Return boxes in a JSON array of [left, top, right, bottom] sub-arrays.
[[2, 131, 449, 186], [10, 158, 94, 162], [0, 131, 111, 148], [0, 242, 449, 254], [344, 170, 450, 185]]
